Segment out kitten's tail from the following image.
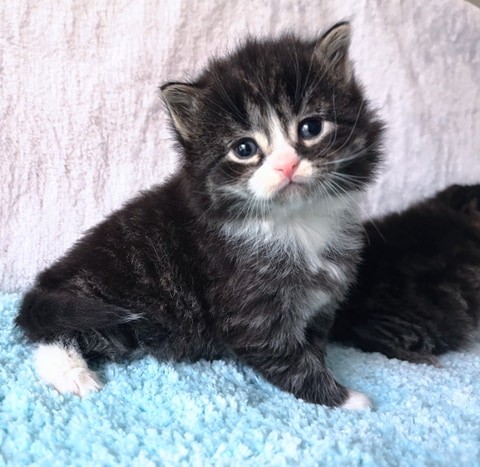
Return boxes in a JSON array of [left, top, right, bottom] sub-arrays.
[[16, 288, 141, 343]]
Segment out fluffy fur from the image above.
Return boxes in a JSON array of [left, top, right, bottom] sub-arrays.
[[16, 23, 383, 407], [331, 184, 480, 365]]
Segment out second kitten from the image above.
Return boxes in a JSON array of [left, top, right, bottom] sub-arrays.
[[332, 184, 480, 365]]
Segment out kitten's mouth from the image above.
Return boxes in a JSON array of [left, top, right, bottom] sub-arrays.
[[276, 173, 311, 190], [273, 176, 312, 201]]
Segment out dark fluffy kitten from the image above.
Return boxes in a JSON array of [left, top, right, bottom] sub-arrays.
[[331, 184, 480, 365], [16, 22, 383, 408]]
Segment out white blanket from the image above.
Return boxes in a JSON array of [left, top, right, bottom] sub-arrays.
[[1, 0, 479, 291]]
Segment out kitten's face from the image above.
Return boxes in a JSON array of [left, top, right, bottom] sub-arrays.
[[162, 23, 383, 217]]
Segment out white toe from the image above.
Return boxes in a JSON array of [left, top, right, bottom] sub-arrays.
[[340, 390, 372, 410]]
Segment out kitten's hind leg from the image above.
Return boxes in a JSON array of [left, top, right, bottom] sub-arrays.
[[34, 342, 103, 397]]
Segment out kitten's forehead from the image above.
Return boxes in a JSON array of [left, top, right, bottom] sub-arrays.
[[252, 110, 296, 150], [241, 83, 297, 126], [204, 38, 322, 127]]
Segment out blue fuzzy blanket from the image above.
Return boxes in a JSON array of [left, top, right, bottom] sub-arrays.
[[1, 292, 479, 466]]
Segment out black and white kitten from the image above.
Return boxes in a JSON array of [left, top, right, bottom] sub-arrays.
[[332, 184, 480, 365], [16, 22, 384, 408]]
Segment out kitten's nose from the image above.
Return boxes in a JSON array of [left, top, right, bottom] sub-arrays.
[[271, 149, 300, 179]]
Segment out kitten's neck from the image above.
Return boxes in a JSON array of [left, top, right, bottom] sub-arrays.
[[173, 169, 364, 263], [218, 192, 363, 267]]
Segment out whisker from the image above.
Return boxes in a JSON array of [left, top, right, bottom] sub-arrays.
[[326, 177, 386, 246], [363, 217, 386, 244], [331, 172, 368, 185], [321, 140, 379, 168]]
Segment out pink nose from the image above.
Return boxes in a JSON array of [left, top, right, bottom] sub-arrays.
[[272, 150, 300, 179]]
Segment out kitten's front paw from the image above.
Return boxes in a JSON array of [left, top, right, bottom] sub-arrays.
[[340, 390, 372, 409]]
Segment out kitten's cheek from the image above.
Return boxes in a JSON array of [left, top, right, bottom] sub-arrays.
[[248, 166, 288, 199], [292, 159, 315, 184]]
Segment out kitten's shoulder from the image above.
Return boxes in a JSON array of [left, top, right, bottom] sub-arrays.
[[113, 173, 187, 222]]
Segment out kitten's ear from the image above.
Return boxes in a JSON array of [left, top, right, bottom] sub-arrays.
[[160, 82, 201, 140], [315, 22, 353, 83]]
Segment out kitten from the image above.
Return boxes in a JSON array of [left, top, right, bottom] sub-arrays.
[[16, 22, 384, 408], [331, 184, 480, 365]]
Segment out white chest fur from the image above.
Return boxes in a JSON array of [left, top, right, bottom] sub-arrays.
[[220, 194, 361, 273]]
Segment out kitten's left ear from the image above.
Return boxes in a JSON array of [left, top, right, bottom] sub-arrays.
[[160, 82, 201, 141], [315, 21, 353, 83]]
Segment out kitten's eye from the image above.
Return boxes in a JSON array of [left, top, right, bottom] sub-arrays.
[[233, 139, 259, 159], [298, 118, 323, 140]]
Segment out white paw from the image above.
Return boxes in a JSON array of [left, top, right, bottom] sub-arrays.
[[35, 343, 103, 397], [340, 390, 372, 409]]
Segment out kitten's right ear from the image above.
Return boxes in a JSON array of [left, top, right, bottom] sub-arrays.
[[160, 82, 201, 141]]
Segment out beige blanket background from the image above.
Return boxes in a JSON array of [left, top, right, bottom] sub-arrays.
[[1, 0, 480, 292]]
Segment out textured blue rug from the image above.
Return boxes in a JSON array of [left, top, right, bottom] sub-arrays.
[[1, 292, 479, 466]]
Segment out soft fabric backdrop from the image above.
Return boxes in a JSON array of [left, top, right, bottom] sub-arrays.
[[1, 2, 480, 465], [1, 0, 479, 292]]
